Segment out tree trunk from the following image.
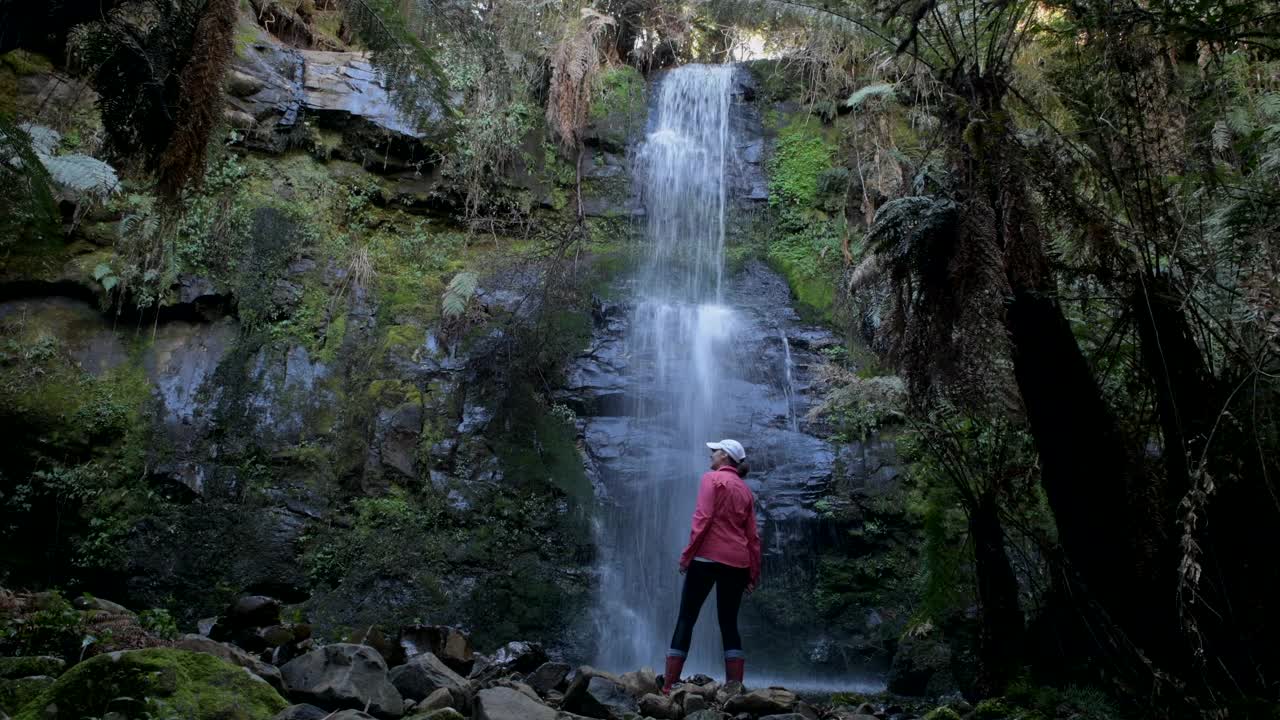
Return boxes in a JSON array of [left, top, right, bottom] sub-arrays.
[[971, 491, 1024, 695]]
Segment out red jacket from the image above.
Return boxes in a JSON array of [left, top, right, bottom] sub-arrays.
[[678, 465, 762, 585]]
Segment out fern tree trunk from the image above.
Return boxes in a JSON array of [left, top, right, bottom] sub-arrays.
[[970, 490, 1024, 696], [949, 72, 1176, 678]]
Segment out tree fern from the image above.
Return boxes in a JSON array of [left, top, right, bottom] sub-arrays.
[[546, 7, 616, 152], [156, 0, 238, 200], [442, 270, 478, 318]]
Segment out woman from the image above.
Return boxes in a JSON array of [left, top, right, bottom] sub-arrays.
[[662, 438, 762, 693]]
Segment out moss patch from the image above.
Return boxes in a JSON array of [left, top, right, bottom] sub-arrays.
[[590, 65, 646, 122], [13, 648, 287, 720]]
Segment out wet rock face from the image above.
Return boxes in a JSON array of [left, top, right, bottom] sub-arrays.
[[565, 261, 844, 551], [226, 43, 449, 170]]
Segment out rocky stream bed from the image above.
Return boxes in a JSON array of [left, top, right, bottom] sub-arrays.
[[0, 589, 1002, 720]]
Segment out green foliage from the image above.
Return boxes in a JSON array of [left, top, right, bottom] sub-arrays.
[[0, 50, 53, 76], [590, 65, 646, 120], [0, 311, 156, 585], [0, 591, 86, 658], [442, 271, 479, 319], [808, 364, 907, 442], [768, 119, 836, 207], [999, 682, 1121, 720], [0, 116, 58, 247], [445, 100, 537, 214], [138, 608, 180, 641]]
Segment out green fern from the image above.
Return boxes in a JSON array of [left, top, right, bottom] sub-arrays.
[[19, 123, 119, 204], [846, 82, 896, 109], [0, 115, 58, 246], [442, 270, 478, 318]]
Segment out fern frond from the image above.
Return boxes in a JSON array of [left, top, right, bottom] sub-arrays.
[[0, 117, 58, 245], [18, 123, 120, 204], [442, 271, 478, 318], [846, 82, 897, 109], [1211, 120, 1231, 153]]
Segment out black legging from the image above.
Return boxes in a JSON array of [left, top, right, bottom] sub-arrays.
[[668, 560, 750, 656]]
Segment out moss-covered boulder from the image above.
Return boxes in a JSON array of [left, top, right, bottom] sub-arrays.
[[13, 648, 288, 720], [0, 656, 64, 680], [1, 675, 54, 714]]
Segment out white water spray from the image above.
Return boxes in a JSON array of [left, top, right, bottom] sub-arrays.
[[592, 64, 741, 675]]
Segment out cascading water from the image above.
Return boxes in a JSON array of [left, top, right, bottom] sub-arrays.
[[592, 64, 741, 675], [585, 63, 885, 693]]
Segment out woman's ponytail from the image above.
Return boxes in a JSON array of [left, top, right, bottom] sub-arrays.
[[735, 460, 750, 478]]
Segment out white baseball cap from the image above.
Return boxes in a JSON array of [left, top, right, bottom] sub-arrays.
[[706, 439, 746, 463]]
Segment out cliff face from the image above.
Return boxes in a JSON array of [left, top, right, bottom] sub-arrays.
[[0, 19, 909, 677], [0, 20, 640, 654]]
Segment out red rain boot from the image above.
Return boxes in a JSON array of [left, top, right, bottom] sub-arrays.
[[662, 654, 685, 695], [725, 656, 745, 685]]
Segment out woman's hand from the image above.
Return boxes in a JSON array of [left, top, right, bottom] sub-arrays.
[[679, 565, 687, 575]]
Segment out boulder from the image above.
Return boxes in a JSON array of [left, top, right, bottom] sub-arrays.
[[618, 667, 658, 698], [417, 687, 453, 713], [175, 634, 286, 693], [794, 701, 821, 719], [714, 680, 743, 706], [411, 710, 465, 720], [398, 625, 474, 673], [328, 712, 377, 720], [562, 675, 638, 719], [723, 688, 799, 716], [684, 711, 722, 720], [72, 595, 133, 614], [490, 641, 548, 674], [351, 626, 402, 667], [1, 676, 53, 714], [525, 662, 571, 694], [474, 686, 556, 720], [760, 715, 814, 720], [228, 595, 283, 628], [280, 644, 403, 719], [637, 692, 679, 719], [9, 648, 286, 720], [389, 653, 470, 706], [0, 657, 64, 680], [683, 692, 708, 714], [272, 705, 331, 720]]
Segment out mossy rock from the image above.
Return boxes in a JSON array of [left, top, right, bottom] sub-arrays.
[[1, 675, 55, 714], [971, 698, 1047, 720], [923, 707, 963, 720], [0, 656, 65, 680], [13, 648, 288, 720]]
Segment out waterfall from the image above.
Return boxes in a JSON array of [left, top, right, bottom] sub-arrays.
[[781, 331, 798, 433], [592, 64, 741, 675]]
